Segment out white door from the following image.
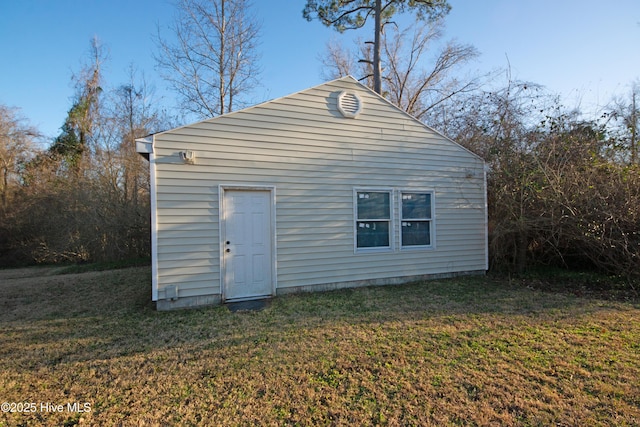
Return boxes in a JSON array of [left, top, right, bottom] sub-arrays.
[[223, 190, 273, 301]]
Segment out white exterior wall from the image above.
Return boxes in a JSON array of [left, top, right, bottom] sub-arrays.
[[147, 77, 487, 305]]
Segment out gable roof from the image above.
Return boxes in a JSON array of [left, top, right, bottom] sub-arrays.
[[137, 76, 483, 162]]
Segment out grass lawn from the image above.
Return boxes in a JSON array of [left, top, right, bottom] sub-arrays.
[[0, 267, 639, 426]]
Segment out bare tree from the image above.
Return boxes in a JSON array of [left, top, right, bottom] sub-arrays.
[[304, 0, 450, 94], [319, 19, 480, 121], [319, 38, 357, 81], [319, 36, 376, 89], [0, 105, 40, 209], [98, 67, 168, 258], [381, 21, 479, 121], [609, 81, 640, 164], [155, 0, 261, 118]]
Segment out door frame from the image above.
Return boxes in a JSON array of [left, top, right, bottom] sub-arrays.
[[219, 185, 277, 302]]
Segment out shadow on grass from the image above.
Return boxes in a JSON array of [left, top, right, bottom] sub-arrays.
[[0, 265, 627, 369], [2, 267, 639, 426]]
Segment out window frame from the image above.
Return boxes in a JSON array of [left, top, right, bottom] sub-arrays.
[[399, 190, 435, 250], [353, 188, 394, 253]]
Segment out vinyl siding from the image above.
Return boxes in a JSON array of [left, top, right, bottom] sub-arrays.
[[150, 76, 486, 301]]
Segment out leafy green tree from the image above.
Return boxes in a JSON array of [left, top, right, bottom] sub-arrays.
[[50, 37, 105, 173], [303, 0, 450, 94], [49, 108, 84, 169]]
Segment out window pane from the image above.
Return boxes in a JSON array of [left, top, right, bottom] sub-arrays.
[[401, 221, 431, 246], [357, 192, 390, 219], [357, 221, 390, 248], [402, 193, 431, 219]]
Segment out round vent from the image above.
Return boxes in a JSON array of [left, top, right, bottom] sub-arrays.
[[337, 91, 362, 118]]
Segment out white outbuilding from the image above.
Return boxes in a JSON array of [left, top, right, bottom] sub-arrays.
[[136, 76, 487, 310]]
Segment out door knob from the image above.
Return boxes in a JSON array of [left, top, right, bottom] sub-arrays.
[[226, 241, 231, 245], [226, 248, 231, 253]]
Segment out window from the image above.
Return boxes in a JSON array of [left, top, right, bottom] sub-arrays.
[[401, 192, 433, 247], [355, 191, 391, 249], [354, 189, 435, 253]]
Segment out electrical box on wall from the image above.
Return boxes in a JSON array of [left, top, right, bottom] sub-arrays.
[[165, 285, 179, 301], [179, 150, 196, 164]]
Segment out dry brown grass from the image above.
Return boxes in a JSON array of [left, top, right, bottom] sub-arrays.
[[1, 267, 639, 426]]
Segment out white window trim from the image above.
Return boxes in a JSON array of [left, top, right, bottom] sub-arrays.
[[399, 189, 436, 251], [353, 187, 395, 253]]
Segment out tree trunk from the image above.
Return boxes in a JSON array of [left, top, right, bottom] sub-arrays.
[[631, 90, 637, 164], [1, 166, 7, 209], [219, 0, 226, 116], [373, 0, 382, 94], [516, 229, 528, 273]]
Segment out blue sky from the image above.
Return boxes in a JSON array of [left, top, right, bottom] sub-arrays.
[[1, 0, 639, 139]]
